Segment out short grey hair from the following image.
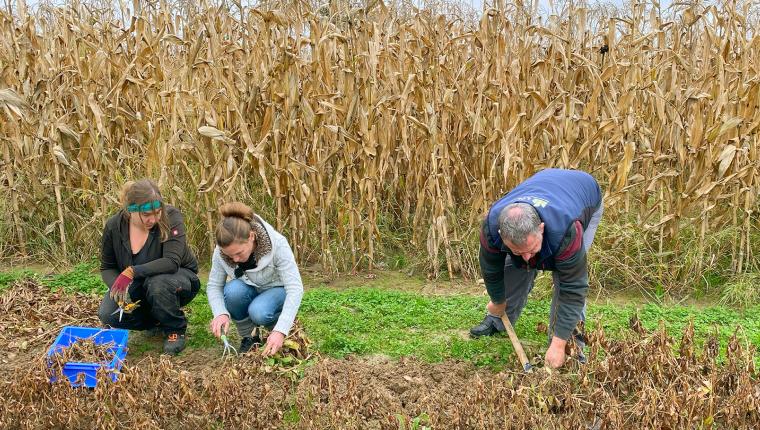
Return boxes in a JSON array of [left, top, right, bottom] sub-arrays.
[[497, 203, 541, 245]]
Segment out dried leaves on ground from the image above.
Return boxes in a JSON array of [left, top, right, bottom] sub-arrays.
[[1, 279, 758, 429], [0, 278, 101, 375]]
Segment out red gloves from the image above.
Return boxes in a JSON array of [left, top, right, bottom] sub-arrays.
[[109, 266, 134, 303]]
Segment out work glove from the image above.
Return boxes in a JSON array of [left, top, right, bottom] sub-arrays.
[[109, 266, 134, 304]]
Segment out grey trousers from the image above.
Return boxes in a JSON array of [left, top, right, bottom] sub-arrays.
[[503, 204, 603, 348]]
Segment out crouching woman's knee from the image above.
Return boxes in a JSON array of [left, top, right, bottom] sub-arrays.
[[144, 274, 178, 300], [144, 271, 200, 307], [248, 289, 286, 327]]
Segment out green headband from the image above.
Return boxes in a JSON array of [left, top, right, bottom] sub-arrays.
[[127, 200, 162, 213]]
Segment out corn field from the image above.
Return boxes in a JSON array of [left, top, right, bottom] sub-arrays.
[[0, 0, 758, 283]]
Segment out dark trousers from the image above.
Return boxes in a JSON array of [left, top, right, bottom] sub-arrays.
[[98, 268, 200, 334]]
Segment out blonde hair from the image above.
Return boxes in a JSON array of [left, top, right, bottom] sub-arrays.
[[215, 202, 257, 247], [120, 179, 170, 241]]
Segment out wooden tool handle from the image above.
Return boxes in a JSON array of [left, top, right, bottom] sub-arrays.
[[500, 314, 531, 370]]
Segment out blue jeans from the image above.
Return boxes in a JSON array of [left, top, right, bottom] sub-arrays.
[[223, 279, 286, 328]]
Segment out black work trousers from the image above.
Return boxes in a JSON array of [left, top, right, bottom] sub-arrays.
[[98, 268, 200, 334]]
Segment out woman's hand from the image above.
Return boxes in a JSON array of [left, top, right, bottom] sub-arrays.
[[262, 330, 285, 356], [109, 266, 134, 303], [210, 314, 231, 338]]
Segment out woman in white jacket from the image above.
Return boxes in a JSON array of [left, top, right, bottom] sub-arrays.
[[207, 202, 304, 355]]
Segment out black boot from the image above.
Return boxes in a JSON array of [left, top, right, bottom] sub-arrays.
[[239, 332, 262, 354], [163, 332, 186, 355], [469, 314, 506, 338]]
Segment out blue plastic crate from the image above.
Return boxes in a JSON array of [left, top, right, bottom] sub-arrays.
[[46, 326, 129, 388]]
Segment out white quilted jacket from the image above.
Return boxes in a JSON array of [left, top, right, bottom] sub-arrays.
[[206, 216, 303, 335]]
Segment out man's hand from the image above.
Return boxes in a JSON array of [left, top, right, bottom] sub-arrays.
[[210, 314, 231, 338], [545, 336, 567, 368], [486, 301, 507, 316], [109, 267, 134, 303], [262, 330, 285, 357]]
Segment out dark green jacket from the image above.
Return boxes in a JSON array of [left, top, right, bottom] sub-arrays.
[[100, 205, 198, 288]]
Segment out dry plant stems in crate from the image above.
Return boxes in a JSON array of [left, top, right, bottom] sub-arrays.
[[47, 337, 116, 381]]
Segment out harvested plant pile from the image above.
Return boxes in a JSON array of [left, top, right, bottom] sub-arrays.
[[0, 278, 100, 353], [3, 354, 294, 429]]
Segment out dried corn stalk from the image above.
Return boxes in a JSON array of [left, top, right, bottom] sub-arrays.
[[0, 1, 757, 281]]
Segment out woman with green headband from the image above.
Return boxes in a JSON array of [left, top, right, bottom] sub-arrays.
[[97, 179, 200, 355]]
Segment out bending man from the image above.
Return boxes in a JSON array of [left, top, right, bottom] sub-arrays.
[[470, 168, 603, 368]]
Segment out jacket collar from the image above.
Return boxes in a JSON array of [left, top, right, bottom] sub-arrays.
[[118, 211, 132, 255], [118, 210, 158, 257]]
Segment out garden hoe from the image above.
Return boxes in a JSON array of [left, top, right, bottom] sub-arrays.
[[500, 314, 533, 372]]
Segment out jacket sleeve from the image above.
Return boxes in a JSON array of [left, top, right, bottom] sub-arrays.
[[271, 238, 304, 336], [206, 248, 231, 318], [132, 208, 188, 278], [479, 220, 508, 304], [100, 219, 120, 288], [551, 220, 588, 340]]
